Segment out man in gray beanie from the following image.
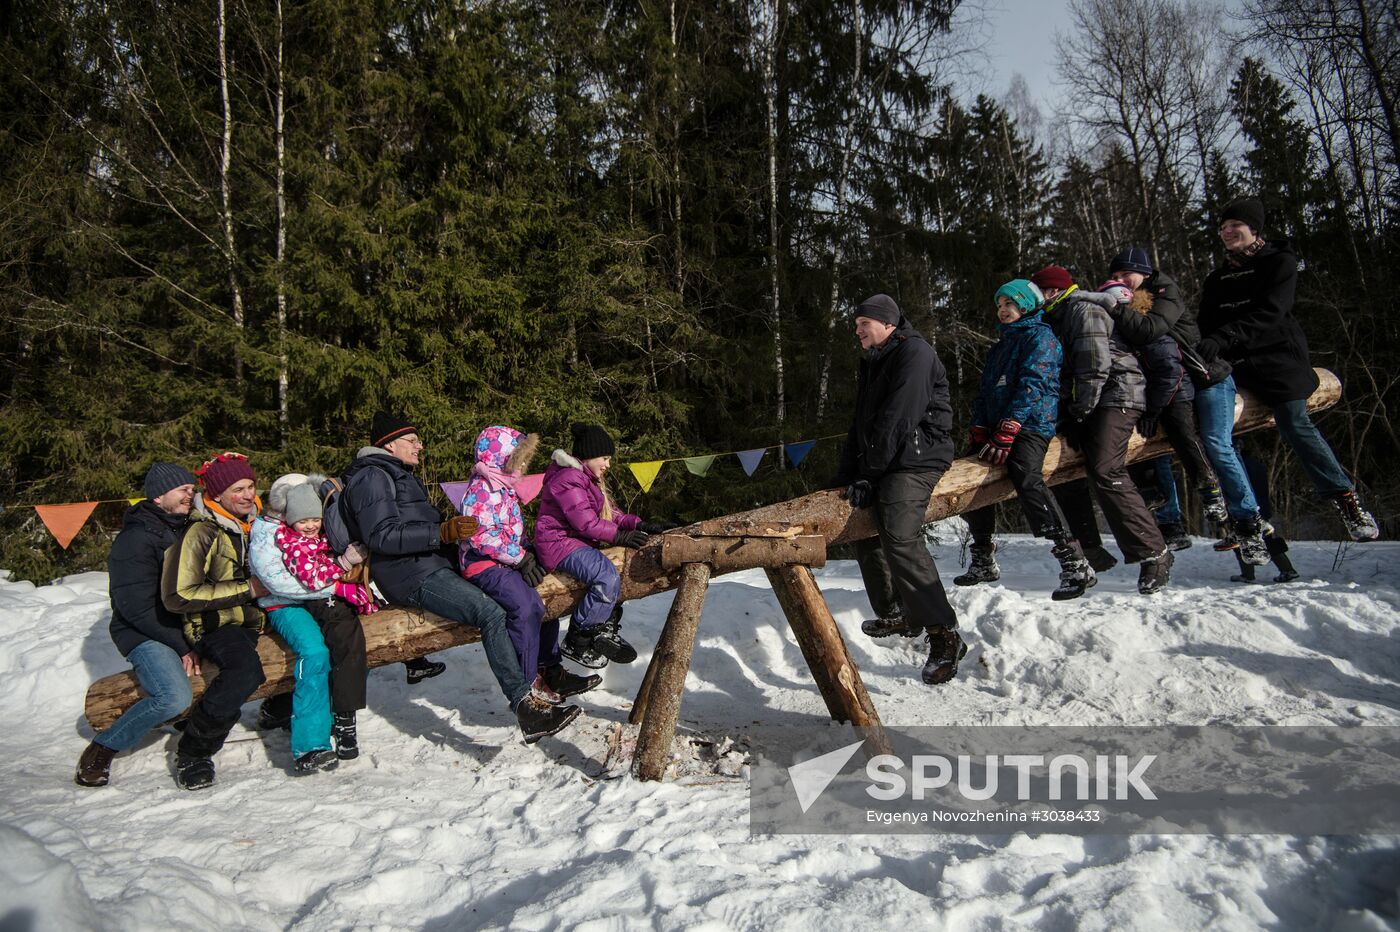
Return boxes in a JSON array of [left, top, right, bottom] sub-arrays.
[[831, 294, 965, 686], [76, 463, 200, 787]]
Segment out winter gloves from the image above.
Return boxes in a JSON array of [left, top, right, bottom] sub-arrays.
[[1058, 417, 1087, 452], [1136, 410, 1161, 439], [968, 425, 990, 455], [978, 419, 1021, 466], [639, 520, 681, 535], [439, 516, 479, 545], [615, 529, 651, 549], [516, 552, 547, 587], [843, 479, 874, 509], [1195, 335, 1223, 363]]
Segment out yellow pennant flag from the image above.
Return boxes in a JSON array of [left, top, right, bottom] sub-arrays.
[[628, 461, 665, 493], [128, 497, 143, 506]]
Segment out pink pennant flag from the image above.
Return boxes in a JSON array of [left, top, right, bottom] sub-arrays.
[[516, 472, 545, 504], [439, 481, 471, 509]]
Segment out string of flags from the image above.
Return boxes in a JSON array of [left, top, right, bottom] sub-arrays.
[[15, 432, 845, 549]]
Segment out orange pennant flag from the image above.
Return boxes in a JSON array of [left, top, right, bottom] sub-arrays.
[[35, 502, 99, 550]]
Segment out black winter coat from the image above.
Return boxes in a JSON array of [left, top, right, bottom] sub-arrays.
[[108, 501, 192, 657], [1198, 239, 1318, 403], [835, 318, 954, 485], [1109, 271, 1200, 350], [342, 449, 449, 604]]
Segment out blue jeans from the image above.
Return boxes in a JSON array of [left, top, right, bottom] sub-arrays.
[[1272, 399, 1353, 497], [95, 640, 193, 752], [1194, 377, 1260, 520], [556, 547, 620, 629], [1152, 457, 1183, 526], [267, 606, 332, 759], [409, 568, 529, 709]]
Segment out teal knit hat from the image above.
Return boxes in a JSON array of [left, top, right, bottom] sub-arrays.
[[994, 279, 1044, 314]]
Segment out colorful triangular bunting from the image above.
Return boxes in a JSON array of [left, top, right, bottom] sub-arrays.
[[439, 481, 471, 509], [783, 441, 816, 467], [683, 455, 717, 477], [36, 502, 99, 550], [628, 461, 665, 493], [736, 448, 767, 477], [516, 472, 545, 505], [128, 497, 144, 506]]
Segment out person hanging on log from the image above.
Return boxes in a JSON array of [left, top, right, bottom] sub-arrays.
[[159, 453, 270, 790], [247, 475, 371, 774], [1029, 266, 1175, 595], [955, 279, 1098, 601], [1196, 196, 1379, 543], [341, 412, 580, 745], [1095, 248, 1235, 558], [536, 424, 677, 670], [456, 426, 601, 704], [75, 463, 199, 788], [831, 294, 967, 686]]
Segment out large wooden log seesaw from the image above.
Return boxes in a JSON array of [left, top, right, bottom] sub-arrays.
[[84, 370, 1343, 777]]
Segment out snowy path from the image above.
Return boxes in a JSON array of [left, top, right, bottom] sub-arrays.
[[2, 535, 1398, 930]]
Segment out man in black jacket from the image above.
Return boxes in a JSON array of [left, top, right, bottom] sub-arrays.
[[833, 294, 964, 686], [1196, 197, 1378, 541], [342, 412, 581, 743], [76, 463, 198, 787]]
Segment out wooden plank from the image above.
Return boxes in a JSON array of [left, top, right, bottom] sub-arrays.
[[659, 534, 825, 571], [632, 562, 712, 781]]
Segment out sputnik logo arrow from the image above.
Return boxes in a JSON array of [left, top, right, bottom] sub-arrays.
[[788, 740, 865, 813]]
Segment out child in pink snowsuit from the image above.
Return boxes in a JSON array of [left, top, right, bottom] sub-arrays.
[[275, 520, 379, 616]]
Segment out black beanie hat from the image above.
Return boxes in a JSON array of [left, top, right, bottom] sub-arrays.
[[854, 294, 901, 326], [1108, 246, 1153, 277], [1221, 197, 1265, 233], [571, 423, 615, 460], [371, 411, 417, 447], [143, 462, 197, 500]]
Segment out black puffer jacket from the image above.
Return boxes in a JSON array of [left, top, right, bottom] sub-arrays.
[[1109, 270, 1200, 350], [107, 501, 192, 657], [834, 317, 954, 485], [342, 448, 448, 605], [1197, 239, 1318, 404]]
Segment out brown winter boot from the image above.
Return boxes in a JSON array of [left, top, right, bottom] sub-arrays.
[[75, 741, 117, 787]]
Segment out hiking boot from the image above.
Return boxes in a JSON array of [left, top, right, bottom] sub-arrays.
[[1050, 540, 1096, 601], [921, 627, 968, 686], [516, 694, 581, 745], [1159, 522, 1192, 551], [1234, 517, 1271, 566], [1200, 487, 1228, 524], [1331, 490, 1380, 541], [332, 712, 358, 760], [860, 612, 922, 638], [594, 607, 638, 664], [1083, 546, 1119, 574], [404, 655, 447, 685], [561, 620, 608, 669], [256, 694, 293, 732], [175, 755, 215, 791], [541, 664, 602, 699], [75, 741, 116, 788], [530, 673, 564, 706], [953, 543, 1000, 586], [1137, 548, 1174, 595], [293, 748, 339, 775]]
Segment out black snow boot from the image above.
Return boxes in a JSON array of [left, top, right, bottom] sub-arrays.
[[563, 607, 637, 667], [256, 692, 293, 731], [516, 694, 580, 745], [1200, 487, 1228, 525], [1050, 540, 1096, 601], [1083, 546, 1119, 574], [1331, 490, 1380, 541], [921, 627, 968, 686], [541, 664, 602, 699], [293, 748, 339, 775], [332, 712, 359, 760], [1159, 522, 1192, 551], [1268, 534, 1300, 583], [1229, 549, 1257, 584], [861, 610, 921, 638], [175, 755, 215, 791], [1233, 517, 1271, 566], [561, 619, 607, 669], [75, 741, 116, 788], [953, 542, 1000, 586], [1136, 548, 1174, 595], [404, 655, 447, 685]]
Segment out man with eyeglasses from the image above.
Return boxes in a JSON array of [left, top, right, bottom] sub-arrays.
[[342, 412, 581, 743]]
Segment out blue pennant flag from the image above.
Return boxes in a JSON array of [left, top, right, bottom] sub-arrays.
[[783, 440, 816, 467], [736, 448, 767, 477]]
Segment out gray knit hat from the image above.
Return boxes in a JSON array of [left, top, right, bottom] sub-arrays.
[[144, 462, 197, 500], [854, 294, 901, 326], [283, 483, 323, 525]]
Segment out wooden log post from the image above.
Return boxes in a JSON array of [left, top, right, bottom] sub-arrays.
[[85, 371, 1344, 730], [631, 562, 712, 781]]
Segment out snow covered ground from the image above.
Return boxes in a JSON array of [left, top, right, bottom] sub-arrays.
[[3, 532, 1400, 930]]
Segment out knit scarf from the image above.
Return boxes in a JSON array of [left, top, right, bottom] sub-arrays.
[[1225, 237, 1266, 267], [204, 496, 259, 535], [472, 458, 520, 493], [273, 522, 379, 615]]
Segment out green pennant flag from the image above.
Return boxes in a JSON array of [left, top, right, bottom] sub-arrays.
[[683, 455, 717, 477]]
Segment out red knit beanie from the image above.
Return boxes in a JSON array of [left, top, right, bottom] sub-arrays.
[[1030, 265, 1075, 292], [196, 452, 257, 499]]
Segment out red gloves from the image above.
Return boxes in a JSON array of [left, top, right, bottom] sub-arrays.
[[968, 425, 990, 455], [978, 419, 1021, 466]]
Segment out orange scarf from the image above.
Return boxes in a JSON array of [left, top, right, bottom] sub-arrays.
[[204, 496, 262, 535]]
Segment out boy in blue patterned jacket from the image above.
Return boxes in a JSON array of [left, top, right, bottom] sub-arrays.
[[956, 279, 1097, 601]]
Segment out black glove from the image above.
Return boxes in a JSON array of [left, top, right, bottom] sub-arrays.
[[1136, 410, 1161, 439], [1195, 336, 1222, 363], [639, 520, 681, 535], [516, 552, 546, 587], [843, 479, 874, 509], [616, 529, 651, 549], [1058, 418, 1087, 452]]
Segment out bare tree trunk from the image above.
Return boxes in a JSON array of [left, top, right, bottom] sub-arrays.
[[670, 0, 685, 300], [217, 0, 245, 386], [762, 0, 785, 430], [274, 0, 288, 442]]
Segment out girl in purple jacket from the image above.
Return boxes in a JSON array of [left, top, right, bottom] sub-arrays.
[[535, 424, 672, 668]]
